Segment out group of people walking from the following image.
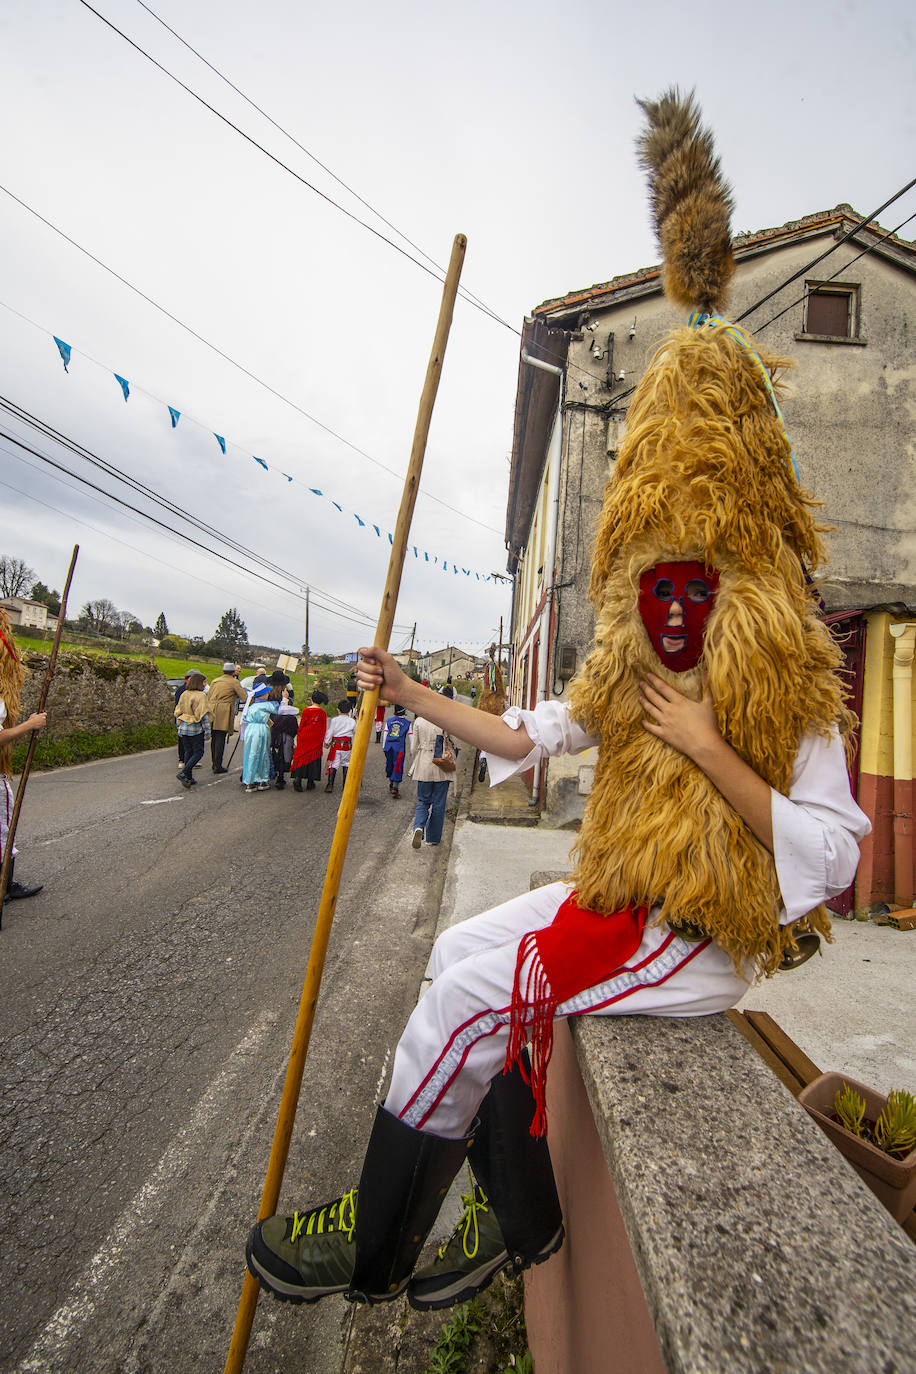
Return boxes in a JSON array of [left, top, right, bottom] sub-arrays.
[[173, 666, 460, 847]]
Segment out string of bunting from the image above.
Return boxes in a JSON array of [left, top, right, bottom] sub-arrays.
[[48, 332, 506, 584]]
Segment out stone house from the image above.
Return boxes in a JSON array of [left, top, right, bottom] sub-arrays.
[[0, 597, 58, 633], [505, 206, 916, 912], [416, 647, 487, 685]]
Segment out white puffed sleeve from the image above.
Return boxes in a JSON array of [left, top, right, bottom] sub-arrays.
[[772, 729, 871, 924], [486, 701, 598, 785]]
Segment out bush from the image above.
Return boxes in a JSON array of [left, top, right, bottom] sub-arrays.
[[11, 721, 178, 772]]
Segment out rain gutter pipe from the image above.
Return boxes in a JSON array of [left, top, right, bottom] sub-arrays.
[[520, 349, 565, 807], [889, 622, 916, 907]]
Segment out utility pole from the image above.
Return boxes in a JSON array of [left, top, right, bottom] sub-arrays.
[[498, 616, 503, 676], [303, 587, 310, 691]]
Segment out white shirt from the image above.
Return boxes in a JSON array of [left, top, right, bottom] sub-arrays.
[[487, 700, 870, 926]]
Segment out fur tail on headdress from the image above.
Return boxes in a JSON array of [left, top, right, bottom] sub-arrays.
[[636, 87, 734, 314]]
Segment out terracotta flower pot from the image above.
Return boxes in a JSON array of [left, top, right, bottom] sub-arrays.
[[799, 1072, 916, 1224]]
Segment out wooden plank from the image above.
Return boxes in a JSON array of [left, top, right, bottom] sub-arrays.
[[725, 1010, 807, 1098], [742, 1010, 822, 1087]]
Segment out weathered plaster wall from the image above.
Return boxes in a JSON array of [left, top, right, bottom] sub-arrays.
[[19, 653, 174, 737]]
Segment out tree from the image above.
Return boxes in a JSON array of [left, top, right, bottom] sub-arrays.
[[153, 611, 169, 639], [30, 581, 62, 615], [0, 555, 36, 598], [212, 608, 248, 654], [79, 598, 119, 636]]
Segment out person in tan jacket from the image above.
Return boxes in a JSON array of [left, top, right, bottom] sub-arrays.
[[207, 663, 247, 773]]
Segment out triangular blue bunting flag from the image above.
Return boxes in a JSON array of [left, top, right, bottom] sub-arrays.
[[254, 456, 268, 470], [413, 546, 417, 557], [53, 336, 71, 372], [373, 525, 381, 537], [462, 568, 470, 575], [114, 374, 130, 401], [388, 533, 393, 545], [354, 515, 365, 526], [332, 502, 342, 512], [214, 434, 226, 454], [310, 487, 322, 496], [425, 552, 429, 562], [281, 472, 293, 482], [454, 566, 459, 574], [168, 406, 180, 428]]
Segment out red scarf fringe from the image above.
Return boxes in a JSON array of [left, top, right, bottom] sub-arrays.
[[504, 893, 647, 1136]]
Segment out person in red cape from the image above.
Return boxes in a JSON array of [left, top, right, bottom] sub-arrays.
[[290, 690, 329, 793]]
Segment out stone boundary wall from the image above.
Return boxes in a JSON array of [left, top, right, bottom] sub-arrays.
[[19, 653, 174, 738]]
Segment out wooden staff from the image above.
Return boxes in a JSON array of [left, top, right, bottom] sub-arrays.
[[225, 234, 467, 1373], [0, 545, 79, 907]]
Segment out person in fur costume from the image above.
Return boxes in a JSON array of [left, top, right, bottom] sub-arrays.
[[245, 90, 869, 1317], [0, 608, 46, 908]]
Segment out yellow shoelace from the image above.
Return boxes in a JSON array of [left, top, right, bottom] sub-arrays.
[[439, 1171, 489, 1261], [291, 1188, 358, 1242]]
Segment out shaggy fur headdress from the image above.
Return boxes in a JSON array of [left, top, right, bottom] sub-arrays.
[[0, 607, 25, 776], [566, 89, 853, 977]]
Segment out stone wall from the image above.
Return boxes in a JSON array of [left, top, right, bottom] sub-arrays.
[[19, 653, 174, 737]]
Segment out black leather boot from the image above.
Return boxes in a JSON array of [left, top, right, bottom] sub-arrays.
[[408, 1058, 563, 1310], [324, 770, 336, 793]]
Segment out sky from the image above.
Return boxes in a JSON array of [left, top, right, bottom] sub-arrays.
[[0, 0, 914, 657]]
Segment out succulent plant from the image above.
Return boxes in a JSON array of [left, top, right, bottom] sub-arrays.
[[874, 1089, 916, 1158]]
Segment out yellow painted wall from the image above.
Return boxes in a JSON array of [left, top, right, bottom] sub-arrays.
[[860, 612, 895, 777]]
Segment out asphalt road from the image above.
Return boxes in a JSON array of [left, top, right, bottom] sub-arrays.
[[0, 743, 448, 1373]]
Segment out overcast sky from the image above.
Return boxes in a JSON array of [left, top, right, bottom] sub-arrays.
[[1, 0, 913, 656]]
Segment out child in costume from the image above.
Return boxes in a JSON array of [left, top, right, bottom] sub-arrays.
[[383, 704, 410, 797], [246, 90, 869, 1313], [324, 699, 356, 794], [291, 690, 329, 792], [0, 609, 46, 911]]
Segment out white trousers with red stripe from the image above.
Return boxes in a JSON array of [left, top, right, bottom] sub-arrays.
[[384, 882, 750, 1139]]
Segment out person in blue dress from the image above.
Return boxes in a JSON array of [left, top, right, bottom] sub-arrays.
[[242, 688, 280, 792]]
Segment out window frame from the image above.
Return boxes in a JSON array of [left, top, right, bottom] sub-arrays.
[[796, 280, 865, 345]]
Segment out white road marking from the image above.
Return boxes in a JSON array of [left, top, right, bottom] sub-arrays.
[[374, 1048, 391, 1102], [140, 797, 183, 806], [18, 1015, 279, 1373]]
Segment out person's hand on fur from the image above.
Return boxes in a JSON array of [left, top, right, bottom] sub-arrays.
[[640, 672, 774, 850], [639, 673, 719, 760]]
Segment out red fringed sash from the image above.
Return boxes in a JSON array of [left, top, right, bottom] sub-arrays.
[[291, 707, 326, 769], [504, 892, 647, 1136]]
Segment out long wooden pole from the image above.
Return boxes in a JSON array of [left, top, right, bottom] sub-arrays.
[[0, 545, 79, 908], [224, 234, 467, 1374]]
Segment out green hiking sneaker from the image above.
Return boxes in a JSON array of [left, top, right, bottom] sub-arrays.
[[408, 1177, 510, 1310], [246, 1188, 358, 1302]]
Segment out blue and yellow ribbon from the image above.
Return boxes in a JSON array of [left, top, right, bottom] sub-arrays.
[[688, 312, 799, 482]]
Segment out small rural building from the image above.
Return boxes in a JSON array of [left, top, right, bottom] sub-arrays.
[[505, 206, 916, 914], [0, 597, 58, 633]]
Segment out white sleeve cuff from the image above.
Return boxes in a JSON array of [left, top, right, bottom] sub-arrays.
[[486, 701, 598, 785]]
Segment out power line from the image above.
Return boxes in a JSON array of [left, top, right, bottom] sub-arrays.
[[0, 414, 412, 631], [132, 0, 515, 333], [79, 0, 514, 335], [735, 179, 916, 325], [0, 180, 505, 538], [751, 209, 916, 334]]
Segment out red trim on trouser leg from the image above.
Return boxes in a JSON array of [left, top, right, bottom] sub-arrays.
[[397, 932, 708, 1139]]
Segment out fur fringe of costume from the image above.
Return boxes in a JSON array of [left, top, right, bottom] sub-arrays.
[[564, 89, 855, 977], [636, 87, 735, 314], [478, 660, 506, 717], [567, 322, 854, 978], [0, 608, 25, 776]]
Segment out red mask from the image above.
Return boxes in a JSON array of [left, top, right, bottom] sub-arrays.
[[637, 561, 719, 672]]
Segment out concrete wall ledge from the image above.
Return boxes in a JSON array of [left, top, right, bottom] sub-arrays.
[[526, 1004, 916, 1373]]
